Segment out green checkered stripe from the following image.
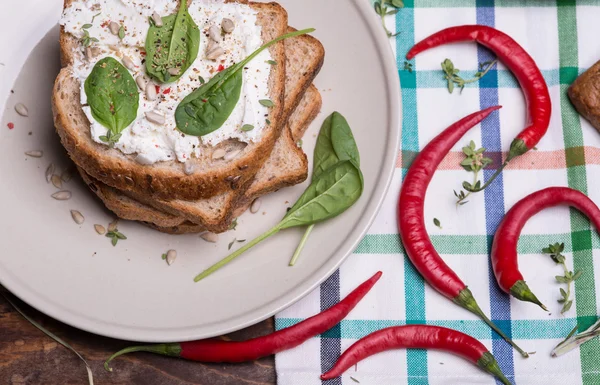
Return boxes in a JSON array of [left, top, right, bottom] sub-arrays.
[[276, 1, 600, 384]]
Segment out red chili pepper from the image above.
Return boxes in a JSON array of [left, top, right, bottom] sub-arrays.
[[7, 122, 14, 130], [398, 106, 528, 358], [492, 187, 600, 310], [155, 85, 161, 94], [407, 25, 551, 193], [163, 88, 171, 95], [217, 64, 225, 72], [104, 272, 382, 371], [321, 325, 512, 385]]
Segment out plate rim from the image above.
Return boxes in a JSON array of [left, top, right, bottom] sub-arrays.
[[0, 0, 401, 342]]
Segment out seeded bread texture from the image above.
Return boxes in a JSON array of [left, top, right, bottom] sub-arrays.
[[82, 85, 322, 233], [54, 1, 288, 201], [100, 32, 324, 231]]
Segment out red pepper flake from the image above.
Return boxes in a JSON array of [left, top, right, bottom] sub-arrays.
[[217, 64, 225, 72], [202, 99, 207, 103], [155, 85, 161, 94], [140, 51, 147, 56], [155, 144, 159, 148], [7, 122, 14, 130], [182, 154, 186, 159], [163, 88, 171, 95], [101, 21, 109, 28]]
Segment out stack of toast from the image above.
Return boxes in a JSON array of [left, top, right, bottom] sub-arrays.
[[52, 0, 325, 234]]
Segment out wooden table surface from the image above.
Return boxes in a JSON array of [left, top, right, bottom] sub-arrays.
[[0, 293, 276, 385]]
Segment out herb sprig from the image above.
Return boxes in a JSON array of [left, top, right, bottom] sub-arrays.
[[373, 0, 404, 38], [99, 129, 122, 148], [403, 61, 413, 73], [80, 23, 99, 47], [441, 59, 498, 94], [455, 141, 493, 205], [552, 319, 600, 357], [542, 242, 583, 314], [106, 230, 127, 247]]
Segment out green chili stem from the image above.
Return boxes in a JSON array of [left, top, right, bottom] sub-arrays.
[[455, 288, 529, 358], [289, 225, 314, 266], [104, 344, 182, 372], [194, 225, 282, 282]]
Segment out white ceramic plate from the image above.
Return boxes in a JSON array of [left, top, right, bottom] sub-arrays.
[[0, 0, 401, 342]]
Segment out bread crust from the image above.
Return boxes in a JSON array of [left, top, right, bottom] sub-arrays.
[[54, 1, 289, 201]]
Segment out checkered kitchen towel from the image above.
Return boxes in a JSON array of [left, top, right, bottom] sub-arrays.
[[275, 1, 600, 384]]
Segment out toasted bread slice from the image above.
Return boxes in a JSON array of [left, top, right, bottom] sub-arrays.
[[81, 85, 322, 233], [110, 32, 324, 230], [54, 1, 288, 201], [290, 85, 322, 141], [78, 167, 187, 228]]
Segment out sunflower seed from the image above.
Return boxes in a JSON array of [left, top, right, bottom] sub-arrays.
[[184, 162, 194, 175], [25, 150, 43, 158], [52, 191, 71, 200], [70, 210, 85, 224], [15, 103, 29, 117], [109, 22, 120, 35], [61, 168, 74, 182], [108, 44, 120, 52], [168, 68, 180, 76], [206, 46, 225, 60], [108, 219, 119, 232], [136, 75, 148, 91], [208, 25, 222, 42], [207, 39, 218, 52], [166, 249, 177, 265], [212, 148, 226, 160], [135, 154, 153, 165], [122, 56, 136, 71], [94, 224, 106, 235], [145, 110, 166, 125], [224, 149, 241, 161], [200, 232, 218, 243], [85, 46, 99, 60], [221, 18, 235, 33], [45, 163, 55, 183], [250, 198, 262, 214], [51, 175, 63, 189], [146, 83, 158, 100], [151, 12, 163, 27]]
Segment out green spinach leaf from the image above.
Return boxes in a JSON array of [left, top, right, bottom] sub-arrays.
[[176, 28, 315, 137], [193, 160, 363, 282], [313, 112, 360, 178], [289, 112, 361, 265], [85, 57, 139, 143], [145, 1, 200, 83], [280, 160, 363, 229]]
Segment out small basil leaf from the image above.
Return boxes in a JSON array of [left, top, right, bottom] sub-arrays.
[[145, 1, 200, 83], [84, 57, 139, 135], [280, 161, 363, 229], [175, 28, 315, 136]]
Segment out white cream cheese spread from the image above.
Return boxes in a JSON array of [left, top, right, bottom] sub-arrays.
[[60, 0, 272, 164]]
